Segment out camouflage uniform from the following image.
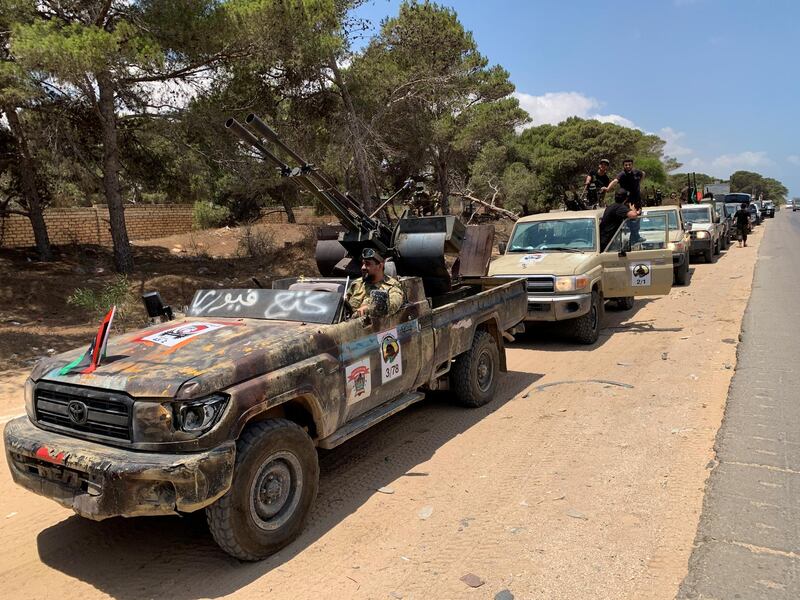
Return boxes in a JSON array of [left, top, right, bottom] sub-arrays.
[[346, 277, 404, 316]]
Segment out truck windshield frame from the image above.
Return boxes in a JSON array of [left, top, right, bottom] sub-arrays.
[[507, 218, 597, 252], [681, 207, 712, 224], [188, 289, 341, 324], [641, 210, 679, 230]]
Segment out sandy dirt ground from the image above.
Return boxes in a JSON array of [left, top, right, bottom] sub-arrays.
[[0, 224, 764, 599]]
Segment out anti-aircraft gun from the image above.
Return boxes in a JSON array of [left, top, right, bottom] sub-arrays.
[[226, 114, 492, 297]]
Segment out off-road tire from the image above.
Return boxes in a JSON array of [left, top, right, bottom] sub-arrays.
[[570, 290, 602, 345], [616, 296, 635, 311], [714, 239, 721, 255], [703, 247, 714, 263], [206, 419, 319, 561], [674, 256, 689, 286], [450, 329, 500, 408]]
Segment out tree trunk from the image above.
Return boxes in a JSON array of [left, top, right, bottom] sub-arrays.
[[435, 158, 450, 215], [329, 60, 375, 214], [4, 106, 53, 261], [282, 189, 296, 223], [96, 71, 134, 274]]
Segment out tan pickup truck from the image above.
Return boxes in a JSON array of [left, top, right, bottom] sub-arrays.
[[641, 205, 691, 285], [487, 209, 673, 344]]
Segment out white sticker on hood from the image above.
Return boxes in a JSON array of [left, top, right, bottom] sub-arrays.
[[141, 322, 226, 347], [520, 253, 546, 268]]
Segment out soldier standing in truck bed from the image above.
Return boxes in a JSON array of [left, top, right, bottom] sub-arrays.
[[346, 248, 404, 317]]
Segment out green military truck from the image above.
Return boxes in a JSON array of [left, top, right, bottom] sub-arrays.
[[5, 277, 525, 560]]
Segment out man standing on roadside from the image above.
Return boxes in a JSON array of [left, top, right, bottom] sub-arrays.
[[583, 158, 612, 208], [734, 202, 750, 247], [603, 158, 646, 242]]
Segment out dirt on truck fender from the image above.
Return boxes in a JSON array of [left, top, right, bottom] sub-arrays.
[[4, 275, 525, 561]]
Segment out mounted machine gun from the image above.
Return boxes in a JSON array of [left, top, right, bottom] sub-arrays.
[[226, 114, 492, 296]]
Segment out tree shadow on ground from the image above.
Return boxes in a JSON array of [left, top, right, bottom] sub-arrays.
[[36, 370, 540, 600]]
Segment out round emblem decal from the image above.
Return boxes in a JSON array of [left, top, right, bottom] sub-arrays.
[[632, 263, 651, 278], [67, 400, 89, 425]]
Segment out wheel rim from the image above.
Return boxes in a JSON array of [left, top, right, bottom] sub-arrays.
[[476, 349, 494, 393], [249, 450, 304, 531]]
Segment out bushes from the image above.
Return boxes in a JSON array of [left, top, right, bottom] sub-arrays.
[[236, 226, 277, 260], [67, 275, 138, 323], [192, 201, 230, 230]]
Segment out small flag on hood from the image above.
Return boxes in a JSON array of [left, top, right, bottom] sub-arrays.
[[59, 306, 116, 376]]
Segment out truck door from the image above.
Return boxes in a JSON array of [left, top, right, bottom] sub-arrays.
[[600, 214, 673, 298], [338, 280, 426, 421]]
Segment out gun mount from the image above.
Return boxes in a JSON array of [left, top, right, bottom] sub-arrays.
[[226, 114, 488, 296]]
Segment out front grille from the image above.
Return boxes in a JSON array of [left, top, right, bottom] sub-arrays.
[[35, 382, 132, 442], [526, 276, 555, 293]]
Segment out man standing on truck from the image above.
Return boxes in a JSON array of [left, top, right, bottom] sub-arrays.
[[599, 190, 641, 250], [603, 158, 646, 243], [583, 158, 612, 207], [346, 248, 404, 317]]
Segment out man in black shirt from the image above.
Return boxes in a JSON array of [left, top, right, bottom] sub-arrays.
[[599, 190, 640, 251], [734, 202, 750, 247], [603, 158, 646, 205], [604, 159, 646, 242], [583, 158, 611, 207]]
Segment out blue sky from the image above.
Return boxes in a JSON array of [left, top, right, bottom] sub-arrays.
[[352, 0, 800, 198]]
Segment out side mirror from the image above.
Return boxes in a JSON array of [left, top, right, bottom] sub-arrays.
[[369, 290, 389, 317], [498, 242, 507, 254], [142, 291, 174, 322]]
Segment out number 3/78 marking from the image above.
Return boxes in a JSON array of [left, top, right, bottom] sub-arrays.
[[384, 364, 400, 378]]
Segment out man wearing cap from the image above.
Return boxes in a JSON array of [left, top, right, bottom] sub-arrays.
[[346, 248, 404, 318], [583, 159, 612, 208]]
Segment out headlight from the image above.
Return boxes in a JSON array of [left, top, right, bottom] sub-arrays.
[[555, 275, 590, 292], [24, 378, 35, 421], [173, 394, 229, 434], [695, 231, 709, 239], [668, 241, 686, 252]]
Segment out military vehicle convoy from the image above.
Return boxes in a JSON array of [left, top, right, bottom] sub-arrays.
[[4, 116, 527, 561]]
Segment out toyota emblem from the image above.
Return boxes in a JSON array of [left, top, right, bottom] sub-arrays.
[[67, 400, 89, 425]]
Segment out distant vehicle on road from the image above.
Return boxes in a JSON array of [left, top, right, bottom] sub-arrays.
[[682, 204, 722, 263], [642, 205, 691, 285]]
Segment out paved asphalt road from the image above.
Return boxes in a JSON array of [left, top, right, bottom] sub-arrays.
[[678, 211, 800, 599]]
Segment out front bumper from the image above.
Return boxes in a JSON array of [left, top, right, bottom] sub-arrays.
[[4, 417, 235, 520], [689, 238, 713, 254], [524, 293, 592, 322]]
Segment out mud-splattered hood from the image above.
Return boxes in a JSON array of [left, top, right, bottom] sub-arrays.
[[488, 251, 596, 277], [31, 318, 328, 400]]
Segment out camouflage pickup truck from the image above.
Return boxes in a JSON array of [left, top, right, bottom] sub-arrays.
[[487, 209, 673, 344], [4, 276, 525, 560]]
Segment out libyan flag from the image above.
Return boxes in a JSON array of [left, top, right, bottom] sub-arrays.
[[59, 306, 116, 376]]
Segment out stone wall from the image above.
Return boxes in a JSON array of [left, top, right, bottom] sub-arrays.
[[0, 205, 331, 249]]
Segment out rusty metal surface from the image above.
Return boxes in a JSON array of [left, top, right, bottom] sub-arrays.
[[457, 224, 495, 277], [4, 417, 235, 519]]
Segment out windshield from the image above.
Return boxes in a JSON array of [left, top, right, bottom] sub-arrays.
[[188, 289, 341, 324], [642, 210, 678, 230], [681, 207, 711, 223], [507, 218, 596, 252], [724, 193, 751, 204]]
